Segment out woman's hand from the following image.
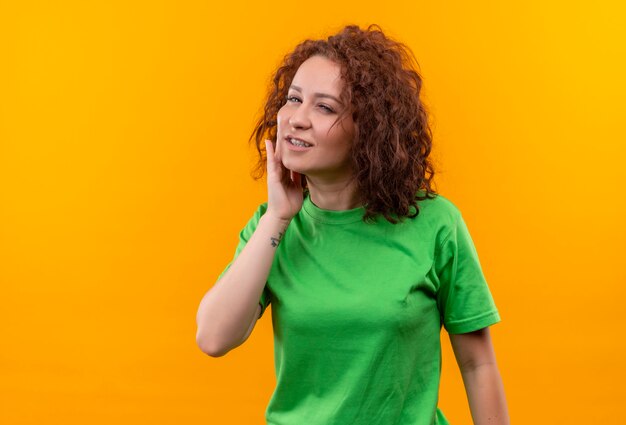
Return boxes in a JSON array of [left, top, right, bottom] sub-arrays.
[[264, 139, 303, 222]]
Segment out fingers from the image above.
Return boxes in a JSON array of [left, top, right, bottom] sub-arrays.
[[268, 139, 300, 189], [274, 134, 282, 161], [265, 139, 277, 176]]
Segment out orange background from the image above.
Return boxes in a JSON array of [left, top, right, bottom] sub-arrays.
[[1, 1, 625, 424]]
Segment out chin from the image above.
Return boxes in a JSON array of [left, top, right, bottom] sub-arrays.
[[281, 158, 306, 174], [288, 167, 309, 176]]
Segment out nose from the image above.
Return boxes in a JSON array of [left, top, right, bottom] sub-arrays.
[[288, 103, 312, 130]]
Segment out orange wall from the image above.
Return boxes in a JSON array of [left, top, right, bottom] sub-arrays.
[[1, 1, 625, 424]]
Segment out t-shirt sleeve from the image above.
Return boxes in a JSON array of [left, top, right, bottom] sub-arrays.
[[216, 202, 271, 318], [434, 210, 501, 334]]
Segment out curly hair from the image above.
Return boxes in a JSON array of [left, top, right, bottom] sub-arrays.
[[249, 24, 438, 224]]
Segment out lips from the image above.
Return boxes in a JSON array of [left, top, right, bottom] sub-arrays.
[[285, 134, 313, 147]]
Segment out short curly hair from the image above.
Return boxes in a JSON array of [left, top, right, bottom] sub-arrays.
[[249, 24, 438, 224]]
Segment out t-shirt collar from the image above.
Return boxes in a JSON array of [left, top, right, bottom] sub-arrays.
[[302, 193, 366, 224]]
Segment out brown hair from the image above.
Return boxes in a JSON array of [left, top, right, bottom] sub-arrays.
[[249, 24, 438, 224]]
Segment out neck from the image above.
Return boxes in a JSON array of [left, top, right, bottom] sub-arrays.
[[305, 174, 362, 210]]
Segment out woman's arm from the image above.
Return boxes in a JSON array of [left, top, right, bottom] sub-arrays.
[[449, 327, 510, 425], [195, 213, 290, 357], [195, 140, 303, 357]]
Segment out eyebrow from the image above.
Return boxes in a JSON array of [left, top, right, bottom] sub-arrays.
[[289, 85, 344, 106]]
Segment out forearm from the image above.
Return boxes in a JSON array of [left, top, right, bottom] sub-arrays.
[[195, 213, 289, 355], [460, 362, 510, 425]]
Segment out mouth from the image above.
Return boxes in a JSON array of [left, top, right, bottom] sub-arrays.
[[285, 135, 313, 148]]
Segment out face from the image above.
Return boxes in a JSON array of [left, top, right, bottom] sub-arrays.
[[276, 55, 356, 181]]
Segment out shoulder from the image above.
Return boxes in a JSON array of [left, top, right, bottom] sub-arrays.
[[238, 201, 269, 238], [415, 192, 462, 227], [410, 192, 464, 249], [254, 201, 269, 218]]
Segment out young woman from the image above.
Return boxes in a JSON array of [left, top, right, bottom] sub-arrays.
[[196, 24, 510, 425]]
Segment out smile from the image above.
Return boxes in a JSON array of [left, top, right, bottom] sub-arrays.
[[288, 137, 312, 148]]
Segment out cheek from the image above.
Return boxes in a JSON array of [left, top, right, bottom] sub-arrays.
[[328, 123, 354, 151]]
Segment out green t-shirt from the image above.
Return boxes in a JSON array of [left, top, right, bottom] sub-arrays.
[[220, 192, 500, 425]]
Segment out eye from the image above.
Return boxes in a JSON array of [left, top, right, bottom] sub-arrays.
[[318, 104, 334, 113], [285, 95, 335, 114]]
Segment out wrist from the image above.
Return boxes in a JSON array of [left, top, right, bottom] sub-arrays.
[[261, 211, 292, 228]]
